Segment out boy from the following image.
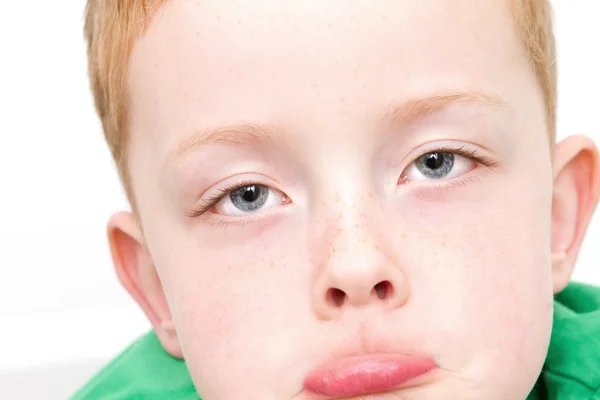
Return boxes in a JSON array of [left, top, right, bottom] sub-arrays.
[[74, 0, 600, 399]]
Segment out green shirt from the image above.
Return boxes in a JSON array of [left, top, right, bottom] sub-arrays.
[[527, 283, 600, 400], [72, 282, 600, 400]]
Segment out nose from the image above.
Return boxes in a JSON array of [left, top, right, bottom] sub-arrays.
[[311, 224, 409, 320]]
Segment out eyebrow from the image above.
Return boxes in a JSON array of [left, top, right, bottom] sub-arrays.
[[168, 123, 286, 165], [378, 90, 508, 127], [168, 90, 507, 163]]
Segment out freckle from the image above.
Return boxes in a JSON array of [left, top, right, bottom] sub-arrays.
[[237, 19, 241, 24], [441, 241, 446, 247], [401, 233, 407, 239], [368, 192, 374, 199], [270, 262, 276, 269]]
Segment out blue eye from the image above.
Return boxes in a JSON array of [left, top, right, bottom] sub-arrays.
[[415, 152, 455, 179], [229, 185, 270, 212], [402, 150, 477, 182], [210, 183, 288, 217]]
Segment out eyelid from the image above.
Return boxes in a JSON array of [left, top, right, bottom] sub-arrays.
[[413, 145, 497, 168], [418, 174, 485, 192], [187, 180, 258, 218], [187, 177, 286, 219], [397, 143, 500, 187]]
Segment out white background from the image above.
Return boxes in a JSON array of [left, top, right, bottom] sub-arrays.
[[0, 1, 599, 398]]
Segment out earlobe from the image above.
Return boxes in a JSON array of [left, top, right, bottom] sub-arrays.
[[550, 251, 570, 293], [107, 212, 183, 358], [550, 135, 600, 294]]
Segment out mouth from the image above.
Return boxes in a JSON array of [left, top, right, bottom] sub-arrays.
[[302, 353, 437, 398]]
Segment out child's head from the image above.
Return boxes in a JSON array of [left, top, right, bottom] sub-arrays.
[[85, 1, 600, 398]]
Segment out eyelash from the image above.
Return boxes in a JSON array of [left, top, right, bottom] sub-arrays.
[[424, 146, 497, 169], [186, 180, 267, 218], [187, 146, 498, 219]]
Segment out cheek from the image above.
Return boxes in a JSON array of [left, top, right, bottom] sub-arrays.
[[401, 180, 554, 391], [156, 218, 313, 397]]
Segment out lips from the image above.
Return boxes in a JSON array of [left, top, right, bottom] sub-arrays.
[[303, 354, 437, 398]]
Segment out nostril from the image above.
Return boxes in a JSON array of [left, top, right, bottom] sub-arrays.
[[373, 280, 393, 300], [326, 288, 346, 307]]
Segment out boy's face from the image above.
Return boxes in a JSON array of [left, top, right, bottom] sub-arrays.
[[119, 0, 577, 399]]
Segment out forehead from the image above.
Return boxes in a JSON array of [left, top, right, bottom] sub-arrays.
[[127, 0, 541, 165]]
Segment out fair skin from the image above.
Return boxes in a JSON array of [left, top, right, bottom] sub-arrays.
[[108, 0, 600, 399]]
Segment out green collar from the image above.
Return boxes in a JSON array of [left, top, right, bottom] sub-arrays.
[[527, 283, 600, 399]]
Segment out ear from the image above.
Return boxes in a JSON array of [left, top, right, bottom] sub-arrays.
[[107, 212, 183, 358], [551, 135, 600, 294]]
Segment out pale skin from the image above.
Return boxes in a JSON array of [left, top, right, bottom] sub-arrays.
[[108, 0, 600, 399]]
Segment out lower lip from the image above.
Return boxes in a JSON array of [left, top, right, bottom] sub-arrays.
[[303, 354, 437, 398]]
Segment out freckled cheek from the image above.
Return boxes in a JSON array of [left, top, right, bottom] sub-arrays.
[[166, 221, 311, 357], [398, 193, 551, 335]]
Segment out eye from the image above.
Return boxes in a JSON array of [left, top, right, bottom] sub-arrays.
[[213, 184, 288, 216], [400, 150, 477, 182]]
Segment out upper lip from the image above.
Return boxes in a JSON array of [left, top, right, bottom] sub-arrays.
[[302, 353, 437, 398]]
